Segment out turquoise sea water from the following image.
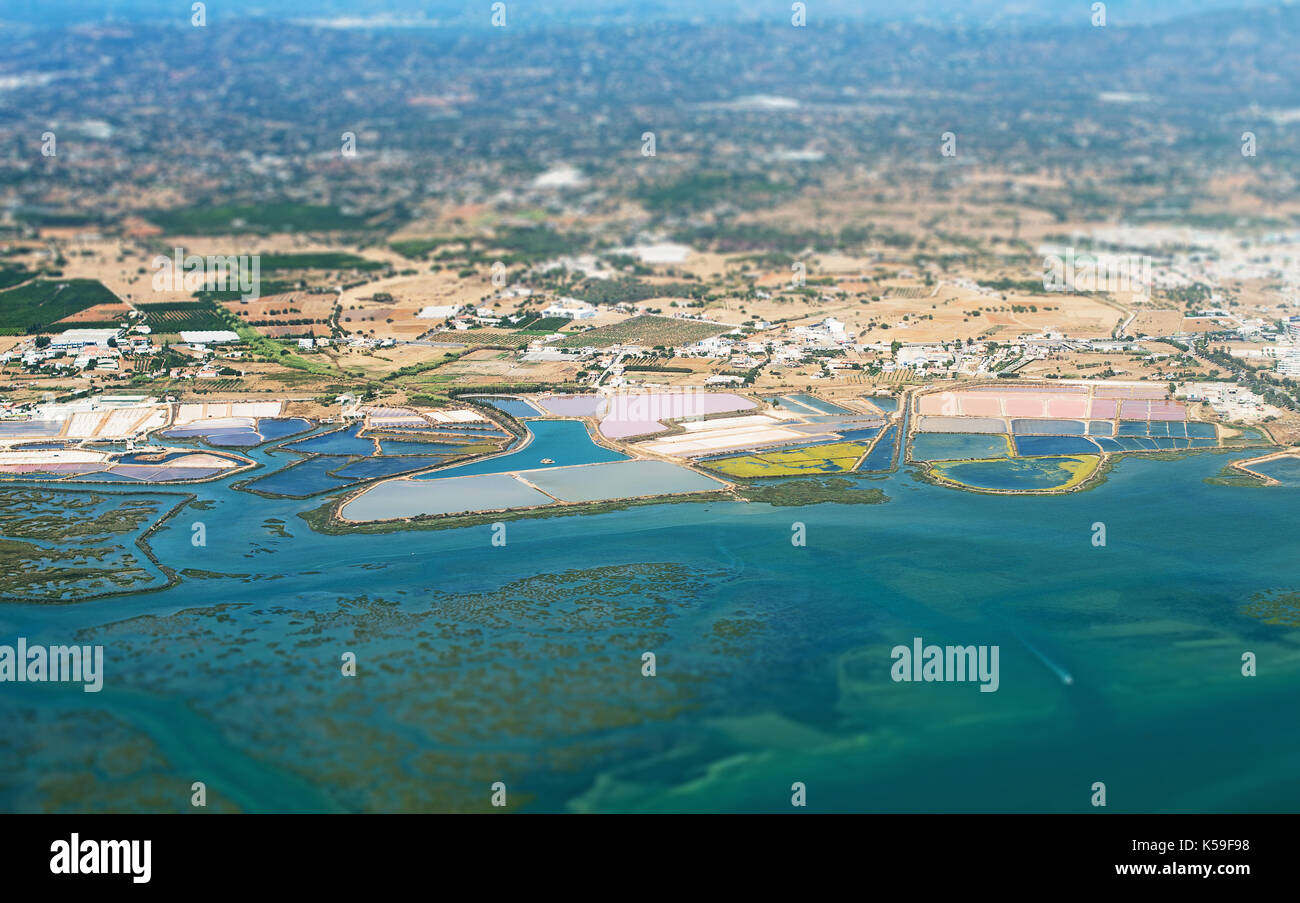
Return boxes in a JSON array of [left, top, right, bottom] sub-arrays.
[[2, 447, 1299, 813]]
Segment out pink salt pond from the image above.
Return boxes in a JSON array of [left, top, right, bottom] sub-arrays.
[[536, 392, 757, 439]]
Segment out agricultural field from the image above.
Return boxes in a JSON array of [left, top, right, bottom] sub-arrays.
[[135, 300, 230, 335], [427, 330, 534, 349], [256, 253, 385, 273], [389, 237, 460, 259], [225, 292, 335, 337], [0, 279, 122, 335], [0, 264, 33, 290], [557, 315, 732, 349], [431, 348, 580, 385], [514, 316, 571, 334], [143, 203, 373, 235], [56, 301, 134, 326]]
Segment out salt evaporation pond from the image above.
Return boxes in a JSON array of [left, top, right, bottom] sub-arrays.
[[536, 393, 755, 438], [285, 426, 376, 456], [413, 420, 626, 478], [0, 421, 64, 437], [911, 433, 1011, 462], [342, 473, 554, 521], [931, 455, 1095, 491], [786, 394, 852, 415], [244, 457, 354, 497], [472, 396, 544, 418], [1013, 435, 1101, 456], [161, 417, 312, 447], [860, 425, 900, 471], [522, 460, 725, 502], [1252, 455, 1300, 485], [330, 456, 446, 480]]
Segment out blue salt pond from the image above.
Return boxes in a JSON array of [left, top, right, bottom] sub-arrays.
[[859, 425, 900, 471], [284, 426, 376, 456], [330, 456, 447, 481], [412, 419, 627, 479], [1253, 455, 1300, 484], [1012, 419, 1086, 435], [911, 433, 1011, 462], [243, 457, 355, 497], [1013, 435, 1100, 456], [471, 396, 544, 418], [376, 438, 477, 456], [786, 394, 851, 415], [256, 418, 313, 441]]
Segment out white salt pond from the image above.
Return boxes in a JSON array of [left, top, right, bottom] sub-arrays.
[[341, 473, 553, 521], [521, 460, 725, 502], [341, 459, 725, 521]]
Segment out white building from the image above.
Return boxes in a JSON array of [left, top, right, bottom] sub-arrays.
[[896, 345, 954, 369], [52, 329, 118, 349], [1278, 347, 1300, 378], [542, 299, 597, 320], [180, 330, 240, 345], [416, 305, 462, 319]]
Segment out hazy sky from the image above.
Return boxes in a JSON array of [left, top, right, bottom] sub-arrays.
[[0, 0, 1282, 28]]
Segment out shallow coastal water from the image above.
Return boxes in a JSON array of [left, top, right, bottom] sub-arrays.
[[2, 449, 1299, 813]]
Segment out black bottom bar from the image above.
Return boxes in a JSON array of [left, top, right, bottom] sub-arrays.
[[0, 814, 1278, 890]]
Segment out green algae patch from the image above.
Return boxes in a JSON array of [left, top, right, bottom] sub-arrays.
[[1205, 463, 1272, 488], [702, 440, 876, 478], [0, 487, 194, 602], [925, 454, 1101, 494], [61, 563, 747, 812], [1242, 591, 1300, 627], [733, 477, 887, 507], [262, 518, 293, 538]]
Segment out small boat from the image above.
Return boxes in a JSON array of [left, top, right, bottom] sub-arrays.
[[540, 458, 554, 464]]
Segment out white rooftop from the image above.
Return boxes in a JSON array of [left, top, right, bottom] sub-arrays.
[[53, 328, 119, 346], [180, 330, 240, 344]]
